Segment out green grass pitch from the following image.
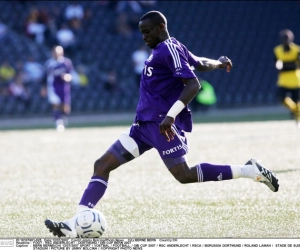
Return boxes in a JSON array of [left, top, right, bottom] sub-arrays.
[[0, 120, 299, 238]]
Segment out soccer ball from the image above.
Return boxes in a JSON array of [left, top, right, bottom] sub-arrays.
[[75, 209, 106, 238]]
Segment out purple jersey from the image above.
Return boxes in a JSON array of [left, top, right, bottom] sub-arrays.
[[44, 57, 73, 103], [136, 37, 200, 132]]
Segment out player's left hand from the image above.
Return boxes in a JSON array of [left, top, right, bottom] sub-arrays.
[[159, 116, 175, 142], [218, 56, 232, 72]]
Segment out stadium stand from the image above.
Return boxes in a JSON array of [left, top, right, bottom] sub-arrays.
[[0, 1, 299, 117]]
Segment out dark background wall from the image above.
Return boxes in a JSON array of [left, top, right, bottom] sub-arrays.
[[0, 1, 299, 117]]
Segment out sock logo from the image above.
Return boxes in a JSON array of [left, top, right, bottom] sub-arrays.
[[217, 173, 223, 181], [88, 202, 95, 208]]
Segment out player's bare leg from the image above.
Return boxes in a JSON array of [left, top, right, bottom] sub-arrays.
[[282, 96, 297, 113], [295, 102, 300, 128], [282, 96, 300, 127], [62, 103, 71, 127]]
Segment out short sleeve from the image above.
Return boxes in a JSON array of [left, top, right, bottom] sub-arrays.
[[161, 42, 197, 79], [188, 51, 201, 69]]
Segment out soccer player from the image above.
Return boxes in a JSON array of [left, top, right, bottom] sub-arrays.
[[45, 11, 279, 237], [273, 29, 300, 128], [41, 45, 74, 132]]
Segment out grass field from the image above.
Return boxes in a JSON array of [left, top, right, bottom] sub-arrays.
[[0, 120, 300, 238]]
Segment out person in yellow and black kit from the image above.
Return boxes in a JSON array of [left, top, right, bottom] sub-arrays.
[[274, 29, 300, 128]]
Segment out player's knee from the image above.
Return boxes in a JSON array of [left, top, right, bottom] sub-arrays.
[[93, 152, 121, 176], [93, 158, 113, 176]]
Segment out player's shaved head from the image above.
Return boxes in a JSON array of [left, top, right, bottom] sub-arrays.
[[138, 10, 169, 49], [140, 10, 167, 27]]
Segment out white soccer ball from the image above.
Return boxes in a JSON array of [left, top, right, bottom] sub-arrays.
[[75, 209, 106, 238]]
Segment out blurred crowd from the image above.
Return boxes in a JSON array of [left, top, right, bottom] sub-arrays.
[[0, 1, 157, 111]]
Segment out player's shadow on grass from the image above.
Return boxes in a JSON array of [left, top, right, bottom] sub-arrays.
[[275, 169, 300, 174]]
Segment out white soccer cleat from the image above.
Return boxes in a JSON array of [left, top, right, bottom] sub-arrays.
[[45, 217, 77, 238], [246, 158, 279, 192]]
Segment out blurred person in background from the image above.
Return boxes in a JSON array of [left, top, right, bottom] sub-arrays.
[[64, 2, 85, 34], [41, 45, 75, 132], [0, 60, 16, 84], [0, 60, 16, 95], [56, 23, 77, 57], [23, 56, 44, 85], [131, 44, 150, 88], [274, 29, 300, 128], [64, 2, 85, 22], [8, 72, 31, 108], [25, 7, 48, 44]]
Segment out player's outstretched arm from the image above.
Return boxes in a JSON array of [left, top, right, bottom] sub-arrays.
[[196, 56, 232, 72]]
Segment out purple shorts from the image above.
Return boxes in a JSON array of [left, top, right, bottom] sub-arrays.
[[107, 121, 189, 169], [53, 84, 71, 105], [129, 121, 189, 159]]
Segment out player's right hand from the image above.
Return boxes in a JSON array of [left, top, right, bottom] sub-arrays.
[[159, 116, 175, 142]]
